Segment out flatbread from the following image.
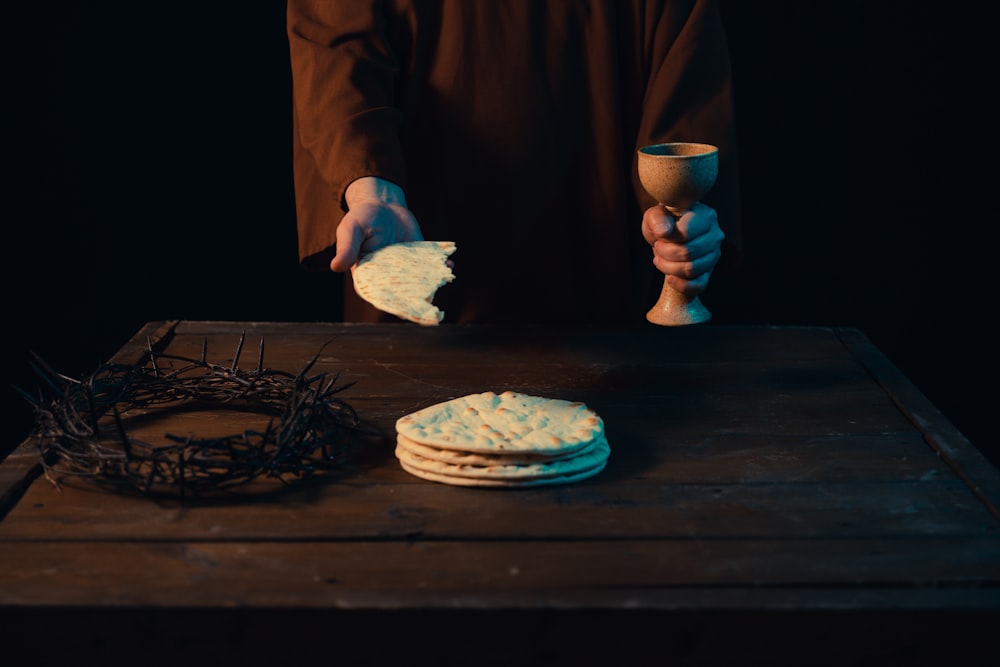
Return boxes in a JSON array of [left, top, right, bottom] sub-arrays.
[[397, 456, 608, 488], [395, 391, 605, 455], [396, 433, 598, 467], [395, 437, 609, 481], [352, 241, 456, 326]]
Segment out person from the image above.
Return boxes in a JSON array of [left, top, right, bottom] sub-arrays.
[[286, 0, 741, 326]]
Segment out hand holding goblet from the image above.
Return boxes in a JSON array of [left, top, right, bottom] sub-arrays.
[[637, 142, 719, 326]]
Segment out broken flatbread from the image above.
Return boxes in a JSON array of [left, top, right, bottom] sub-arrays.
[[395, 391, 605, 456], [352, 241, 456, 326]]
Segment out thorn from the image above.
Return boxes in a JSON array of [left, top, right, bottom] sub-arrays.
[[146, 336, 162, 376], [232, 331, 247, 370]]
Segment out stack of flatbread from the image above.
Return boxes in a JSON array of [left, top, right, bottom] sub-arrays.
[[394, 391, 610, 487], [352, 241, 456, 326]]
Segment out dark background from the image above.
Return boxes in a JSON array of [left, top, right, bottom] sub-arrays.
[[5, 2, 994, 468]]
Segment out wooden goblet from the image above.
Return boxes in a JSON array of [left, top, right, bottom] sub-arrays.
[[637, 142, 719, 326]]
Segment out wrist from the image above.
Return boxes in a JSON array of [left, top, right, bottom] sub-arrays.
[[345, 177, 407, 209]]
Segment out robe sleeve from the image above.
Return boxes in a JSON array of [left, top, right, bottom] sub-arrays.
[[635, 0, 742, 269], [287, 0, 407, 269]]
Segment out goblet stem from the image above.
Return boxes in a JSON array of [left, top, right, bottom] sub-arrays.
[[646, 205, 712, 326], [647, 277, 711, 326]]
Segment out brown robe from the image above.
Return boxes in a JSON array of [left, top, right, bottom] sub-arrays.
[[287, 0, 741, 325]]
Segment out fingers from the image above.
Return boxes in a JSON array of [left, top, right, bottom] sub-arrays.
[[653, 250, 722, 280], [652, 239, 722, 294], [652, 224, 725, 264], [643, 202, 724, 295]]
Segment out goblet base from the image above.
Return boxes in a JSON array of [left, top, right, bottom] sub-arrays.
[[646, 280, 712, 326]]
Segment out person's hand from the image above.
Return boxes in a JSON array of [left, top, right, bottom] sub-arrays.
[[641, 202, 725, 296], [329, 177, 424, 272]]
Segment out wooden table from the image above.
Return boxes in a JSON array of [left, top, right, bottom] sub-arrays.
[[2, 321, 998, 664]]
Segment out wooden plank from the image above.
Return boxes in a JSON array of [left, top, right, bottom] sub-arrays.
[[1, 539, 997, 608], [159, 322, 863, 374], [2, 475, 995, 541], [20, 394, 942, 484], [1, 428, 959, 538], [75, 329, 921, 439], [169, 321, 860, 365], [7, 429, 952, 489]]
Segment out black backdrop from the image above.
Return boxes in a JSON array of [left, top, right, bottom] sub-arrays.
[[6, 2, 995, 467]]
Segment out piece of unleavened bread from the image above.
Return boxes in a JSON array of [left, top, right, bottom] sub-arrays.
[[352, 241, 456, 325]]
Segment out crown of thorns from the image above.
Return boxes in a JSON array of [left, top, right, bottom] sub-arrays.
[[18, 333, 363, 498]]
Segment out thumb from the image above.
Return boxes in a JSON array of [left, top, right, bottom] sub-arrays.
[[329, 218, 365, 272], [643, 205, 676, 243]]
